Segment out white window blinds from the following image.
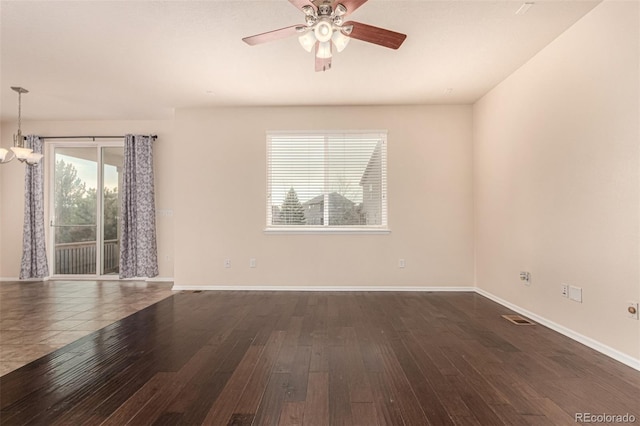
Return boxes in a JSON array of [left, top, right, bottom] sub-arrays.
[[267, 131, 387, 230]]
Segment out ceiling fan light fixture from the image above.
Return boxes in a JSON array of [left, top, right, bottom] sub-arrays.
[[0, 148, 9, 162], [302, 5, 316, 16], [298, 30, 316, 52], [316, 41, 332, 59], [334, 4, 347, 16], [331, 29, 350, 52], [314, 21, 332, 43]]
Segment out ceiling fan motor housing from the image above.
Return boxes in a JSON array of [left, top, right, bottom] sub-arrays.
[[314, 21, 333, 42]]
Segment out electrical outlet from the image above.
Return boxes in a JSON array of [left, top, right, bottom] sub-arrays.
[[627, 301, 639, 320], [519, 271, 531, 285], [224, 259, 231, 268], [398, 259, 405, 268], [249, 258, 256, 268], [561, 284, 569, 298]]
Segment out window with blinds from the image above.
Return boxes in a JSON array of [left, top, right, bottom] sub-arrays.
[[267, 131, 387, 231]]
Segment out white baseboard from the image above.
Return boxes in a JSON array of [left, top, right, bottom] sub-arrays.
[[1, 276, 175, 283], [476, 288, 640, 372], [146, 277, 175, 283], [0, 277, 48, 282], [171, 285, 475, 292]]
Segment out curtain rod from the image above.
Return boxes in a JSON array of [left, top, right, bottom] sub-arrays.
[[34, 135, 157, 141]]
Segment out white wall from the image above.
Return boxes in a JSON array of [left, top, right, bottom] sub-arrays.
[[173, 105, 474, 288], [0, 119, 175, 279], [474, 0, 639, 361]]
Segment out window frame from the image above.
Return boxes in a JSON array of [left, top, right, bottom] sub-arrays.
[[265, 130, 389, 234]]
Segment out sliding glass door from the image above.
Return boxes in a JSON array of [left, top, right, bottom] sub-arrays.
[[50, 143, 123, 277]]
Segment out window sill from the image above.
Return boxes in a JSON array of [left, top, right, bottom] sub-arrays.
[[264, 227, 391, 235]]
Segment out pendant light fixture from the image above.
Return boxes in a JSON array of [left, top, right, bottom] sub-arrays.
[[0, 87, 43, 166]]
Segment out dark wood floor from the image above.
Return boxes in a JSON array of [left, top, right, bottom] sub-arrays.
[[1, 291, 638, 425]]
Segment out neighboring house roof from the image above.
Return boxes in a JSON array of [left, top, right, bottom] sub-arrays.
[[302, 192, 355, 208], [359, 142, 382, 186]]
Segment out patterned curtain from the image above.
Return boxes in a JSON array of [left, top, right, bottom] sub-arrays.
[[119, 134, 158, 278], [20, 135, 49, 279]]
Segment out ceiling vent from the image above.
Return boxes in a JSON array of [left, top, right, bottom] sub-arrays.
[[515, 2, 535, 15]]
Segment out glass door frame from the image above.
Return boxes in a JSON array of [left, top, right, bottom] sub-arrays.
[[47, 140, 124, 279]]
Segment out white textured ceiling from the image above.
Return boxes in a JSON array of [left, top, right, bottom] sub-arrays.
[[1, 0, 600, 121]]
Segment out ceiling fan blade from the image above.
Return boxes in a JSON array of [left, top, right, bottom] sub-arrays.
[[338, 0, 369, 17], [242, 25, 301, 46], [343, 21, 407, 50], [315, 42, 332, 72]]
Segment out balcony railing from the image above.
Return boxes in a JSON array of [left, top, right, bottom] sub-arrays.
[[54, 239, 119, 275]]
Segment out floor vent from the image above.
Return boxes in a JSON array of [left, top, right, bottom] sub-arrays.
[[502, 314, 535, 325], [193, 290, 202, 293]]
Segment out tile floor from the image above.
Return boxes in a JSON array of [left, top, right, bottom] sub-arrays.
[[0, 280, 175, 376]]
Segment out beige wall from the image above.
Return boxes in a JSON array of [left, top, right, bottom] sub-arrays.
[[0, 119, 175, 279], [173, 105, 474, 288], [474, 1, 639, 360]]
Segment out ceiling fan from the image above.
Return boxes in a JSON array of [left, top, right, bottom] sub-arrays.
[[242, 0, 407, 72]]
